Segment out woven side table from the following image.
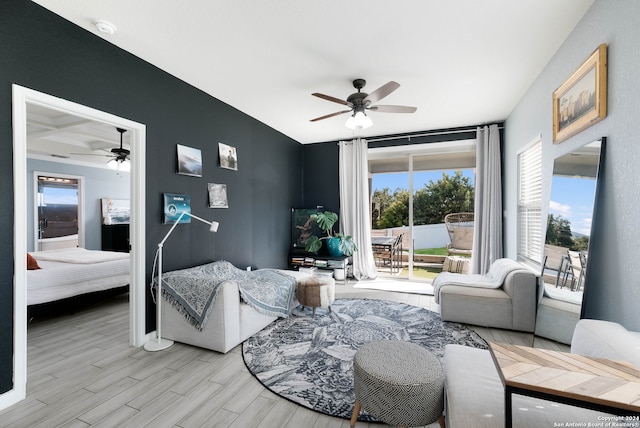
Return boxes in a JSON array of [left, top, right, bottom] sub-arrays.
[[350, 340, 445, 428]]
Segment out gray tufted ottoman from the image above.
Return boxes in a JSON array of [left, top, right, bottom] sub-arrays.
[[350, 340, 445, 428]]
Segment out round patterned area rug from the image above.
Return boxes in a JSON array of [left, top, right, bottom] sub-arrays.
[[242, 298, 487, 422]]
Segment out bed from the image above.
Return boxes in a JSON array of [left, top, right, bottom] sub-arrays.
[[27, 247, 131, 306]]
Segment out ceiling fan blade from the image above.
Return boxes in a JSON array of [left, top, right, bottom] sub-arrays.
[[310, 110, 352, 122], [363, 81, 400, 104], [70, 152, 115, 157], [312, 93, 352, 107], [368, 105, 417, 114]]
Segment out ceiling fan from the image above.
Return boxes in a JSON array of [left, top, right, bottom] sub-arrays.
[[310, 79, 417, 129], [72, 127, 130, 170]]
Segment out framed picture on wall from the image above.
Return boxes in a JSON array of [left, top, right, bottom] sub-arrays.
[[208, 183, 228, 208], [163, 193, 191, 224], [553, 44, 607, 144], [176, 144, 203, 177], [101, 198, 130, 225], [218, 143, 238, 170]]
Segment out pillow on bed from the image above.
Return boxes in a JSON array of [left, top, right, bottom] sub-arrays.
[[27, 253, 41, 270]]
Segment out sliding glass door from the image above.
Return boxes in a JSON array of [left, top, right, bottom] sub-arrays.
[[35, 173, 84, 251], [369, 140, 476, 281]]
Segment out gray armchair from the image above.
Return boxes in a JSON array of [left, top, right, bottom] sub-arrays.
[[433, 258, 538, 332]]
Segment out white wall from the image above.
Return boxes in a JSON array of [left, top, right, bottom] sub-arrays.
[[504, 0, 640, 330]]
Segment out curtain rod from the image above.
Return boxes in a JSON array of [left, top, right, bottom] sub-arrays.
[[339, 124, 503, 144]]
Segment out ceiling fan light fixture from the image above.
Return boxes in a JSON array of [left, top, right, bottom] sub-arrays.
[[345, 111, 373, 130], [107, 158, 119, 170], [120, 158, 131, 172], [107, 157, 130, 171]]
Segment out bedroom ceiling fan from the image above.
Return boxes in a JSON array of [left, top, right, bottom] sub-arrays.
[[72, 127, 130, 171], [310, 79, 417, 129]]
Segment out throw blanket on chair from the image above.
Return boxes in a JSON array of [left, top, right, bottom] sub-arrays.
[[432, 258, 522, 304], [158, 260, 297, 331]]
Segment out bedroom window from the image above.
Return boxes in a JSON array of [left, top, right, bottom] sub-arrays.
[[517, 137, 543, 268]]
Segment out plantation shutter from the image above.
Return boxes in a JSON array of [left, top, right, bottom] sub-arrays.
[[517, 138, 542, 267]]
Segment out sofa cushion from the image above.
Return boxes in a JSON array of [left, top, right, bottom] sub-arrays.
[[571, 319, 640, 368], [444, 344, 620, 428], [452, 227, 474, 250]]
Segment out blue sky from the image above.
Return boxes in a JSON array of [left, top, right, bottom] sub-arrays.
[[371, 169, 475, 192], [41, 187, 77, 205], [549, 176, 596, 236]]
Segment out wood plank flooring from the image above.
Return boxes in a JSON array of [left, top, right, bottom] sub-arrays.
[[1, 281, 569, 428]]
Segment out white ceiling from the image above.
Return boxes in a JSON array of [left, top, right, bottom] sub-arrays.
[[31, 0, 594, 145], [27, 103, 130, 168]]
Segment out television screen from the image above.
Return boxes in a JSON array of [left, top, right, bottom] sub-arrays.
[[291, 208, 323, 254]]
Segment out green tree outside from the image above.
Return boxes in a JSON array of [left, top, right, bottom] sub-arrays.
[[372, 171, 474, 229]]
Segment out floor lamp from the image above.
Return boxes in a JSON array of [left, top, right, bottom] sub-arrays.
[[144, 210, 219, 352]]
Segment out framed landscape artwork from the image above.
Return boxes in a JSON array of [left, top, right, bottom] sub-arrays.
[[177, 144, 203, 177], [553, 44, 607, 144], [101, 198, 130, 225]]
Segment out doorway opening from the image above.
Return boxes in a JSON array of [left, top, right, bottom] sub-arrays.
[[8, 84, 147, 410]]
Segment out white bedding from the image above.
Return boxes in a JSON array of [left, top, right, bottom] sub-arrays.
[[28, 249, 130, 306], [32, 247, 129, 264]]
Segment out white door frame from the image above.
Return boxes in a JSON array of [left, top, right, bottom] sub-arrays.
[[2, 84, 147, 410]]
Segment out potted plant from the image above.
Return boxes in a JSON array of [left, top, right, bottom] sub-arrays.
[[304, 211, 358, 257]]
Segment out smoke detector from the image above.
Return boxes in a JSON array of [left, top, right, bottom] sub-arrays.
[[95, 20, 117, 35]]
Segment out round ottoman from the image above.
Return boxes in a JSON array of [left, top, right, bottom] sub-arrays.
[[296, 275, 335, 317], [350, 340, 445, 428]]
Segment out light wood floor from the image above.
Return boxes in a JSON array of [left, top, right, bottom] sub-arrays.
[[1, 282, 569, 428]]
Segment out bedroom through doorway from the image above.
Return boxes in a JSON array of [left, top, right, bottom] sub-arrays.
[[9, 85, 147, 409]]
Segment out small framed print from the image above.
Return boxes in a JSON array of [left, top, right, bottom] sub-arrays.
[[208, 183, 228, 208], [163, 193, 191, 224], [101, 198, 130, 224], [218, 143, 238, 171], [553, 44, 607, 143], [177, 144, 203, 177]]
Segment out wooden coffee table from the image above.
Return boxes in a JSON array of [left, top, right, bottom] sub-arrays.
[[488, 342, 640, 427]]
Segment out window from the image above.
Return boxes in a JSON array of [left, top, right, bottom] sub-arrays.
[[517, 137, 542, 268]]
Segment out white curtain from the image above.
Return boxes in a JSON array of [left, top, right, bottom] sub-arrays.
[[339, 139, 378, 280], [471, 124, 503, 274]]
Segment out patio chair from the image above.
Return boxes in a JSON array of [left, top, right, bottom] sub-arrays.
[[556, 250, 585, 291], [444, 212, 474, 256], [373, 233, 403, 273]]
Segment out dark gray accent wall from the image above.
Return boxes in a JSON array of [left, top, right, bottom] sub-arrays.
[[0, 0, 302, 394], [504, 0, 640, 330], [302, 142, 340, 213]]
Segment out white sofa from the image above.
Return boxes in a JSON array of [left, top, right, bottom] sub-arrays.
[[443, 319, 640, 427], [161, 269, 309, 353]]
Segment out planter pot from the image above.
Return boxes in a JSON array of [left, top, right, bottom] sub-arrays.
[[326, 237, 343, 257]]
